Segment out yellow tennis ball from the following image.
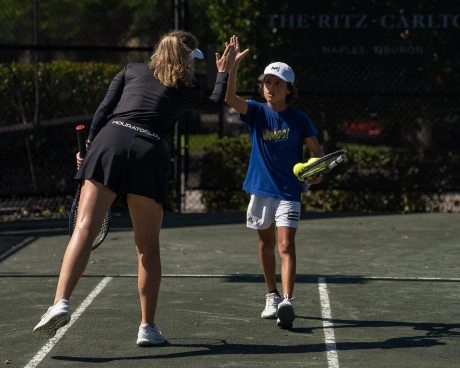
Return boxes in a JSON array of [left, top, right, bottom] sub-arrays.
[[293, 163, 306, 176], [306, 157, 320, 165], [294, 157, 320, 177]]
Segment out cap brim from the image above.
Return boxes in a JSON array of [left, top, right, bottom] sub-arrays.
[[189, 48, 204, 60], [258, 73, 290, 83], [258, 73, 266, 81]]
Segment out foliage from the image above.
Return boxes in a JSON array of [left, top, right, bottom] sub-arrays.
[[187, 133, 220, 152], [199, 138, 460, 213], [205, 0, 284, 93], [200, 135, 251, 211], [0, 61, 119, 126], [1, 1, 459, 214], [305, 144, 460, 212], [0, 0, 173, 48]]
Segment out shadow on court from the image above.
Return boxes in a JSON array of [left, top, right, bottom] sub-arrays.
[[1, 212, 460, 367]]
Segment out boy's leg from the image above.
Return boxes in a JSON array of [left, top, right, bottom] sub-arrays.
[[276, 226, 297, 298], [276, 226, 297, 328], [257, 226, 281, 319], [274, 200, 300, 329], [247, 195, 281, 317], [274, 199, 300, 298], [257, 225, 277, 292]]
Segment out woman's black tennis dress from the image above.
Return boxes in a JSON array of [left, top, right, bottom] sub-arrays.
[[76, 63, 229, 205]]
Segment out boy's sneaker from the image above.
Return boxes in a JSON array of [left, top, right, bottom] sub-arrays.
[[261, 292, 282, 319], [277, 296, 295, 329], [136, 324, 166, 346], [33, 299, 71, 338]]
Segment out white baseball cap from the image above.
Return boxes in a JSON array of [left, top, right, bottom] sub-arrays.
[[258, 62, 295, 84], [189, 48, 204, 60]]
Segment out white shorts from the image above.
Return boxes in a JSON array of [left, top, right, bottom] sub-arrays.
[[246, 194, 301, 230]]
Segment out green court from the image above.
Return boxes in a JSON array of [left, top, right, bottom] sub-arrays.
[[1, 212, 459, 367]]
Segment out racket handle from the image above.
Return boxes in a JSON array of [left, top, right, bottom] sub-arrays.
[[76, 124, 87, 157]]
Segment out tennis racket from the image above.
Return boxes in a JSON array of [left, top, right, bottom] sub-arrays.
[[293, 150, 346, 182], [69, 124, 110, 250]]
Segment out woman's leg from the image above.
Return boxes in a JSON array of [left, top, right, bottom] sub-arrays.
[[54, 179, 116, 303], [126, 194, 163, 325]]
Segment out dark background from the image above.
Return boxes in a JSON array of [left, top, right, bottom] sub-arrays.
[[0, 0, 459, 218]]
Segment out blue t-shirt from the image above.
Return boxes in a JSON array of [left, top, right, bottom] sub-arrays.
[[240, 100, 318, 201]]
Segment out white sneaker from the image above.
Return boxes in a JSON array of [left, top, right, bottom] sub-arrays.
[[277, 296, 295, 329], [261, 292, 282, 319], [33, 299, 71, 338], [136, 324, 166, 346]]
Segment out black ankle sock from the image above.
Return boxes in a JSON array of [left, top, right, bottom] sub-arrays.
[[268, 289, 280, 296]]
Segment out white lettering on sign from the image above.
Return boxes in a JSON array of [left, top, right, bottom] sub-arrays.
[[266, 13, 460, 29]]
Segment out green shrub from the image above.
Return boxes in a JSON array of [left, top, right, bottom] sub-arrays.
[[0, 61, 119, 126], [200, 135, 250, 211], [200, 139, 460, 213]]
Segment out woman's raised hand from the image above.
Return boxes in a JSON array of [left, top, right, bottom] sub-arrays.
[[215, 38, 237, 73]]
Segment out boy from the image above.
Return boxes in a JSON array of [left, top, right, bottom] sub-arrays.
[[225, 36, 324, 329]]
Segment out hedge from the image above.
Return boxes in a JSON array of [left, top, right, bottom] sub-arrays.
[[200, 136, 460, 213], [0, 61, 120, 126]]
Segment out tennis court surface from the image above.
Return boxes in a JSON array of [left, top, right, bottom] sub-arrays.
[[1, 212, 459, 368]]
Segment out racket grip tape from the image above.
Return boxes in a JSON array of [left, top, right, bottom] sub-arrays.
[[76, 124, 87, 157]]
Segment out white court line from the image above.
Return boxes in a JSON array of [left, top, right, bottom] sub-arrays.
[[24, 277, 113, 368], [318, 276, 340, 368], [0, 237, 35, 262]]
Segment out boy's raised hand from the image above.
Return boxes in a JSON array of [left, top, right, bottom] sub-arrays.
[[215, 41, 237, 73], [230, 35, 250, 65]]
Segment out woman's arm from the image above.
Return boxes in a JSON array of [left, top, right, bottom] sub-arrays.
[[182, 40, 237, 114], [87, 66, 126, 142]]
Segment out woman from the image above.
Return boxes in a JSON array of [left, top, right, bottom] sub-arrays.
[[33, 30, 236, 346], [225, 35, 324, 329]]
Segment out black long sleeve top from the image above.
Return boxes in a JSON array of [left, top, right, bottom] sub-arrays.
[[88, 63, 229, 141]]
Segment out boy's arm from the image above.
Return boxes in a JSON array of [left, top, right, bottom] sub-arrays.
[[225, 63, 248, 114], [225, 35, 249, 114], [305, 136, 325, 158]]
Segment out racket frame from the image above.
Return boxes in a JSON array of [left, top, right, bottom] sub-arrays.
[[296, 150, 346, 181], [69, 124, 110, 250]]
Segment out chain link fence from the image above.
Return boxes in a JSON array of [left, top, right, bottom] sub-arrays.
[[1, 0, 459, 220]]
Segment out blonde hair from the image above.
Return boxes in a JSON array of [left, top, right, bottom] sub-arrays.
[[148, 30, 198, 88]]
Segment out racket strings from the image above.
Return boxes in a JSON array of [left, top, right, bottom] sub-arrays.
[[70, 204, 110, 249], [297, 151, 345, 181], [93, 213, 110, 245]]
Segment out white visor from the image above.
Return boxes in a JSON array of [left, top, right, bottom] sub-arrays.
[[189, 48, 204, 60]]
